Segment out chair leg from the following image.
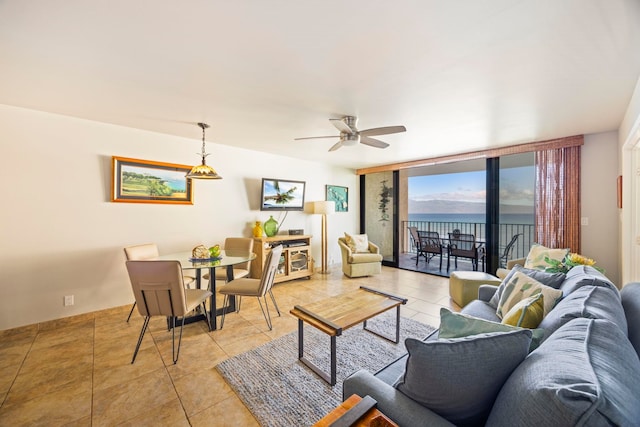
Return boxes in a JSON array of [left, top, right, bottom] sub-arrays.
[[126, 302, 136, 322], [257, 296, 273, 330], [220, 295, 230, 329], [131, 316, 150, 364], [172, 316, 186, 364], [268, 289, 281, 317], [236, 296, 242, 313], [201, 301, 212, 331]]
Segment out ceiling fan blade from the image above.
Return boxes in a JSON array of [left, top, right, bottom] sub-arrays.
[[328, 140, 344, 151], [361, 136, 389, 149], [329, 118, 355, 134], [294, 135, 338, 141], [359, 125, 406, 137]]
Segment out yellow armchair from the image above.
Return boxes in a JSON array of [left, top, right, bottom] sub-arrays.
[[338, 237, 383, 278]]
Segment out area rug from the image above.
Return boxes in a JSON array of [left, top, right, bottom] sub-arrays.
[[216, 312, 436, 427]]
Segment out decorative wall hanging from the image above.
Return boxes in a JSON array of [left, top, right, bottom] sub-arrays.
[[326, 185, 348, 212], [112, 156, 194, 204]]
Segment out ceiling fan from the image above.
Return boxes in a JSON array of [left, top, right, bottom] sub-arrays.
[[295, 116, 406, 152]]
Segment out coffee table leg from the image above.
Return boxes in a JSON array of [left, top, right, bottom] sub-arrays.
[[297, 319, 338, 386], [363, 305, 402, 344]]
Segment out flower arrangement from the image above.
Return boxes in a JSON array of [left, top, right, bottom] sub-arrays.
[[544, 253, 604, 274]]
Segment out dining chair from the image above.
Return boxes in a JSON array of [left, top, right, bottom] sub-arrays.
[[218, 245, 283, 330], [202, 237, 254, 284], [125, 260, 212, 364], [447, 232, 479, 271], [123, 243, 196, 322]]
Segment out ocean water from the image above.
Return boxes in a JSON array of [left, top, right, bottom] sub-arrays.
[[408, 213, 533, 225]]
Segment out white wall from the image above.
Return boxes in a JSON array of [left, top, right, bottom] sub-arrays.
[[0, 105, 358, 330], [581, 131, 620, 285]]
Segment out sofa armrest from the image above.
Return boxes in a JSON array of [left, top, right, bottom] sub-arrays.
[[478, 284, 499, 302], [368, 241, 380, 254], [343, 370, 455, 427]]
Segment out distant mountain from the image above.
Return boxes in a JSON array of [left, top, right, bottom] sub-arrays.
[[409, 199, 533, 214]]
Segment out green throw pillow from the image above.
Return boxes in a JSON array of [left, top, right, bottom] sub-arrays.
[[524, 243, 569, 270], [501, 293, 544, 328], [439, 308, 544, 351], [496, 271, 563, 319]]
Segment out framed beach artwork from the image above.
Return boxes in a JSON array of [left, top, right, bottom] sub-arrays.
[[326, 185, 348, 212], [111, 156, 194, 204]]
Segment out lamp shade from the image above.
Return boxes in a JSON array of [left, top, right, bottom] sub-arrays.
[[311, 201, 335, 215]]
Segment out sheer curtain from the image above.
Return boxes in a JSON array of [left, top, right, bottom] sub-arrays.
[[534, 145, 581, 252]]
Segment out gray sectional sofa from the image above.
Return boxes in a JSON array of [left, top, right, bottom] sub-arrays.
[[343, 266, 640, 426]]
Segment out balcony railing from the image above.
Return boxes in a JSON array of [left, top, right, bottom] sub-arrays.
[[402, 220, 534, 264]]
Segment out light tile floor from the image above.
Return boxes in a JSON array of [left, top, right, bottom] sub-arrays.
[[0, 266, 459, 426]]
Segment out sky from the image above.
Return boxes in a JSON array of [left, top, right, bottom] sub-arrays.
[[409, 166, 535, 207]]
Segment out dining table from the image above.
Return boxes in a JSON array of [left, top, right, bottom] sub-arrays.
[[153, 249, 256, 330]]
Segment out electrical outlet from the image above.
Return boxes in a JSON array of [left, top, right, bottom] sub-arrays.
[[580, 217, 589, 226], [64, 295, 74, 306]]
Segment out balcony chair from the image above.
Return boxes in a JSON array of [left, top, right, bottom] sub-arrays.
[[499, 233, 523, 268], [447, 232, 480, 271], [409, 227, 443, 270], [218, 245, 283, 330], [123, 243, 195, 322], [125, 260, 212, 364]]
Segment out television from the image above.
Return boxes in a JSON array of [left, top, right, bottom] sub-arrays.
[[260, 178, 306, 211]]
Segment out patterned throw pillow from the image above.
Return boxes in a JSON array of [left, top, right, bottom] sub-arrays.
[[344, 232, 369, 253], [501, 293, 545, 328], [496, 271, 563, 319], [524, 243, 569, 270]]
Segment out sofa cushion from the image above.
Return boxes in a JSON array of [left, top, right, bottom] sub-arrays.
[[489, 265, 566, 308], [439, 308, 544, 351], [523, 243, 569, 270], [496, 271, 562, 319], [559, 265, 618, 296], [538, 284, 627, 340], [501, 293, 544, 328], [344, 232, 369, 253], [487, 318, 640, 427], [395, 329, 532, 427], [621, 282, 640, 359]]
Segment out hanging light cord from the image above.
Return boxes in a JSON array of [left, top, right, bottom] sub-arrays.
[[198, 122, 210, 159]]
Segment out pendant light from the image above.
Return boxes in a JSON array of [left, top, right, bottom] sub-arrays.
[[186, 122, 222, 180]]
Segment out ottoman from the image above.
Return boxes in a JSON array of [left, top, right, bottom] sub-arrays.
[[449, 271, 501, 307]]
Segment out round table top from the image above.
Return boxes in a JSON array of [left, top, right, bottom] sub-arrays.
[[153, 250, 256, 270]]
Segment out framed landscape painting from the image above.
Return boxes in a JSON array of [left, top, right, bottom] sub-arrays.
[[326, 185, 348, 212], [112, 156, 194, 204]]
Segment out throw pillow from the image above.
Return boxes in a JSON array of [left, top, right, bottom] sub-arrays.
[[344, 232, 369, 253], [496, 271, 563, 319], [501, 293, 544, 328], [438, 307, 544, 351], [524, 243, 569, 270], [395, 329, 532, 427], [488, 264, 566, 308]]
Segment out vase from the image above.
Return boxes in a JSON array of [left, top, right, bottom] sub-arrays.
[[264, 216, 278, 237], [253, 221, 264, 238]]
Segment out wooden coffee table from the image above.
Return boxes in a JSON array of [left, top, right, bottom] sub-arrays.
[[290, 286, 407, 386]]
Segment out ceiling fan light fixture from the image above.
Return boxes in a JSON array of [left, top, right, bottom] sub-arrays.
[[342, 133, 360, 146], [186, 122, 222, 180]]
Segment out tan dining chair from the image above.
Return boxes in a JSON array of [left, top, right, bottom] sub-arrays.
[[202, 237, 254, 284], [125, 260, 212, 364], [123, 243, 196, 322], [218, 245, 283, 330]]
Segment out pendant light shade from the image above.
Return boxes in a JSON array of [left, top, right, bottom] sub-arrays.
[[186, 122, 222, 180]]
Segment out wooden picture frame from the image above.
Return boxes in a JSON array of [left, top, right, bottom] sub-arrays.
[[112, 156, 194, 204], [326, 185, 348, 212]]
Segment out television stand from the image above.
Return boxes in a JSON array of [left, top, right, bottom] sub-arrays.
[[251, 235, 313, 283]]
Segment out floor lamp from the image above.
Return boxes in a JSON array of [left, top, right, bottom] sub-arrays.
[[311, 201, 335, 274]]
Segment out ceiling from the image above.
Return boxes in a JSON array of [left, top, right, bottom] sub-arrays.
[[2, 1, 640, 170]]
